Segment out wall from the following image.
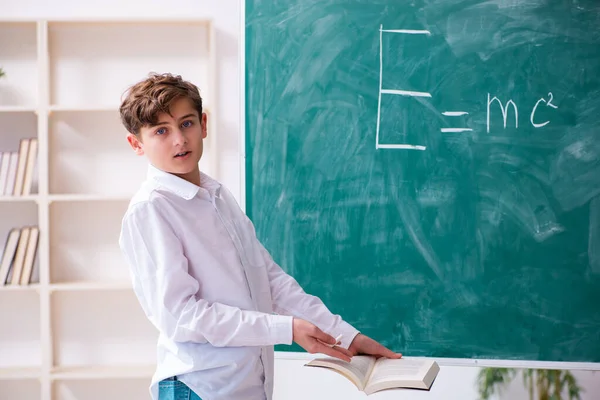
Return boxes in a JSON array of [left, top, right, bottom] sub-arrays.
[[1, 1, 598, 399]]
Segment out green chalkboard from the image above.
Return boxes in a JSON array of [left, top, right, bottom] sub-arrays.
[[244, 0, 600, 362]]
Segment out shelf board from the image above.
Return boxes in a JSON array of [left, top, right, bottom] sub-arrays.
[[49, 194, 132, 202], [0, 282, 133, 293], [51, 365, 154, 380], [49, 105, 119, 112], [48, 104, 212, 114], [0, 195, 39, 203], [0, 106, 37, 113], [0, 367, 41, 380], [49, 281, 132, 292], [47, 18, 212, 25], [0, 283, 41, 292], [1, 194, 131, 203]]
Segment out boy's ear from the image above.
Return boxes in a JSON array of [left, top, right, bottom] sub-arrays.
[[201, 112, 208, 139], [127, 133, 144, 156]]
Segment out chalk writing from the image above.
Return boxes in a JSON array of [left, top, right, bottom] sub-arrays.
[[487, 94, 519, 133], [530, 92, 559, 128], [376, 26, 560, 150], [376, 24, 429, 151], [487, 92, 559, 132]]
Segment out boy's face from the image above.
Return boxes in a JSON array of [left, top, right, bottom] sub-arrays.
[[127, 97, 207, 184]]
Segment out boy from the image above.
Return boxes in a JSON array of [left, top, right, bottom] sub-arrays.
[[118, 73, 401, 400]]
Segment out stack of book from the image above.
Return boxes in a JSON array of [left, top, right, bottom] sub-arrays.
[[0, 137, 38, 196], [0, 225, 40, 286]]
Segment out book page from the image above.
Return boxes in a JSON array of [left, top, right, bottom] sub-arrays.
[[366, 358, 433, 388], [306, 355, 376, 390]]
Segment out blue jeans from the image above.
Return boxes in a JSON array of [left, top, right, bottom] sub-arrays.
[[158, 377, 202, 400]]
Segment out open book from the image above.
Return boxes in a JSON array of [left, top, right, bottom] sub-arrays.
[[305, 356, 439, 395]]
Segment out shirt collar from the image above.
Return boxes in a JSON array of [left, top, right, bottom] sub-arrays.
[[146, 163, 221, 200]]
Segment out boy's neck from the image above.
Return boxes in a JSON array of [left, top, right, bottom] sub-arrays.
[[174, 168, 201, 187]]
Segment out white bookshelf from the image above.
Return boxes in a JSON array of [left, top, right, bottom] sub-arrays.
[[0, 18, 217, 400]]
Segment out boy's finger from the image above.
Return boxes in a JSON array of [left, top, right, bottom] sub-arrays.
[[377, 345, 402, 359], [333, 345, 354, 358], [313, 328, 336, 345], [315, 343, 352, 362]]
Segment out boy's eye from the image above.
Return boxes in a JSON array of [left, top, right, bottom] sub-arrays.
[[156, 127, 167, 135], [182, 120, 193, 128]]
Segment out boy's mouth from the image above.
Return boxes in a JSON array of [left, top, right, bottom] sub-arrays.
[[174, 151, 191, 158]]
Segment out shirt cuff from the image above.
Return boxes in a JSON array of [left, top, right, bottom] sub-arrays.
[[333, 320, 361, 349], [269, 314, 294, 345]]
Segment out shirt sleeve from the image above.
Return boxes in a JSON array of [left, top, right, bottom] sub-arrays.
[[119, 200, 293, 347], [257, 237, 361, 350]]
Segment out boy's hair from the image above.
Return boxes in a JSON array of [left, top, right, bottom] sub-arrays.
[[119, 72, 203, 135]]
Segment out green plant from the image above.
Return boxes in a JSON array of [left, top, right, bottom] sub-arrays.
[[477, 367, 582, 400], [0, 67, 5, 78]]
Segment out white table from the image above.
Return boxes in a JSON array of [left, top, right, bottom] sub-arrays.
[[273, 357, 482, 400]]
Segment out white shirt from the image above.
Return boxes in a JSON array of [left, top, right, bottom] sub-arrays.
[[119, 164, 360, 400]]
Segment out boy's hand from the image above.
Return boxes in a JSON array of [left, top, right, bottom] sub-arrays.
[[292, 318, 353, 362], [348, 333, 402, 359]]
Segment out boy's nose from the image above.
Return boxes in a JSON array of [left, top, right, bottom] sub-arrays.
[[173, 129, 187, 145]]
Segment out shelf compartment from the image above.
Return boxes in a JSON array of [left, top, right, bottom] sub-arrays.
[[0, 291, 41, 369], [0, 112, 37, 149], [0, 201, 39, 228], [0, 112, 39, 197], [0, 377, 40, 400], [0, 202, 40, 286], [49, 200, 130, 284], [53, 376, 150, 400], [0, 22, 38, 108], [48, 21, 211, 109], [51, 290, 157, 368], [48, 109, 147, 195]]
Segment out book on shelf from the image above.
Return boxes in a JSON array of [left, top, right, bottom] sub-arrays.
[[19, 226, 39, 285], [304, 355, 440, 395], [0, 225, 40, 286], [21, 138, 38, 196], [0, 151, 18, 196], [0, 137, 38, 196]]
